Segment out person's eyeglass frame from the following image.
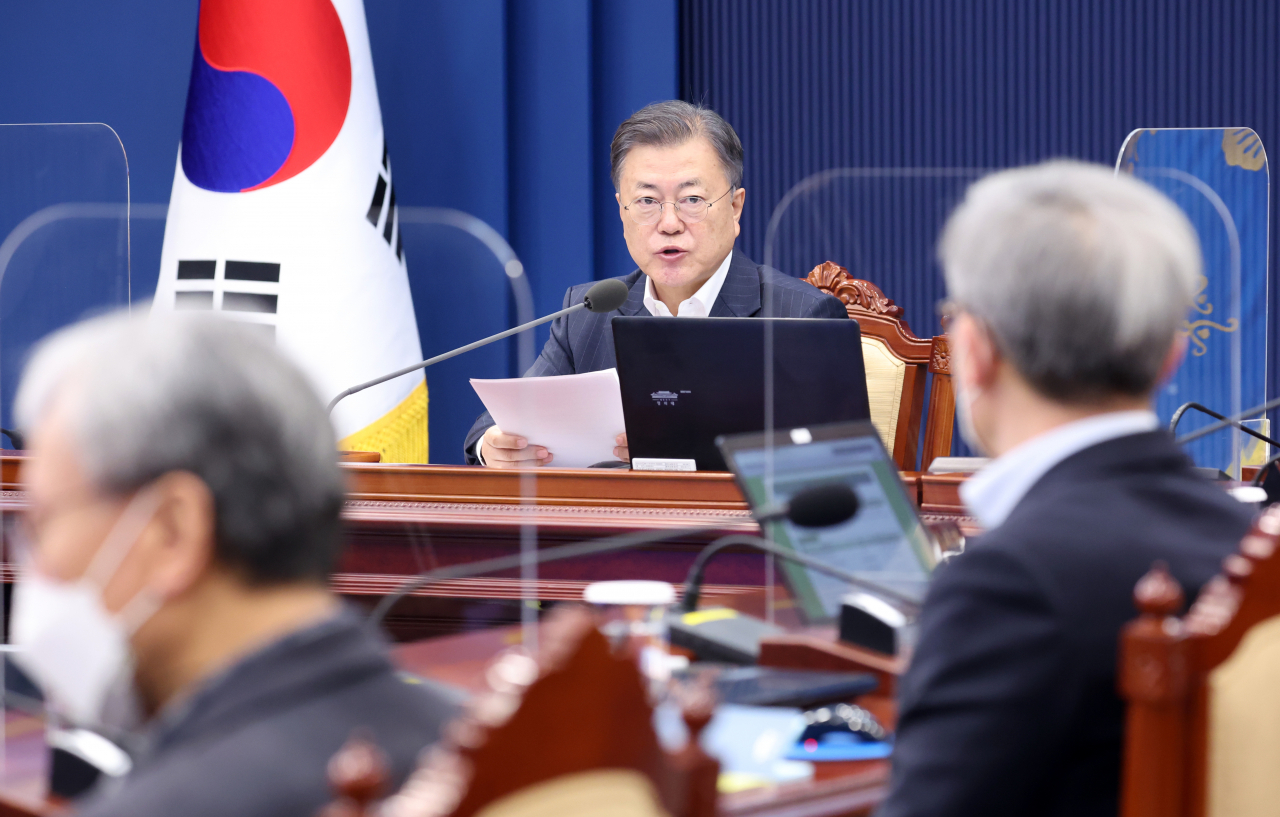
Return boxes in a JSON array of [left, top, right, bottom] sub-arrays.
[[935, 299, 965, 333], [623, 186, 736, 226]]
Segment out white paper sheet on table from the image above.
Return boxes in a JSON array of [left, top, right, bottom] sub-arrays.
[[470, 368, 626, 468]]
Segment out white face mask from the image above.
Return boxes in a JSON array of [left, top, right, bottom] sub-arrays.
[[954, 375, 988, 457], [11, 489, 164, 731]]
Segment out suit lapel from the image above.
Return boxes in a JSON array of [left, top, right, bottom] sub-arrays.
[[710, 249, 761, 317], [616, 269, 651, 316]]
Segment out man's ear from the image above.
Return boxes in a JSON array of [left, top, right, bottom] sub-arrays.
[[952, 312, 1000, 391], [145, 471, 217, 600], [616, 191, 626, 221], [731, 187, 745, 237], [1156, 333, 1188, 386]]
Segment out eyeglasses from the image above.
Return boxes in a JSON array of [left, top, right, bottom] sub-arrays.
[[624, 187, 735, 225], [935, 299, 963, 332]]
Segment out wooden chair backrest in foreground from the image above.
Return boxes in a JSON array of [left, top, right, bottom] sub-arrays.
[[1119, 505, 1280, 817], [320, 606, 719, 817]]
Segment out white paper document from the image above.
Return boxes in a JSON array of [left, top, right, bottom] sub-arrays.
[[470, 368, 626, 468]]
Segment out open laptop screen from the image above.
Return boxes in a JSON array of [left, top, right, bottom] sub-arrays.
[[719, 421, 935, 622]]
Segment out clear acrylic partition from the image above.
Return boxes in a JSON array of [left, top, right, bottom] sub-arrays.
[[751, 162, 1248, 623], [389, 208, 541, 649], [0, 123, 131, 789], [754, 169, 983, 623], [1118, 128, 1265, 477]]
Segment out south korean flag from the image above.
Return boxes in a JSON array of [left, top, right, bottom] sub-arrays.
[[154, 0, 427, 462]]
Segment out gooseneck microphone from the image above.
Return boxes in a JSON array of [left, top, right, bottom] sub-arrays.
[[676, 484, 914, 615], [676, 533, 922, 617], [1175, 394, 1280, 446], [327, 277, 630, 414], [754, 482, 860, 527], [365, 482, 859, 629], [1169, 401, 1280, 448]]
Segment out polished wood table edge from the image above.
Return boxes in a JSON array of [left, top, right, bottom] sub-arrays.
[[338, 573, 762, 601], [344, 462, 751, 509], [344, 498, 757, 528]]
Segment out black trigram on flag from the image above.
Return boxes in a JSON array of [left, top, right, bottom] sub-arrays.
[[174, 259, 280, 338], [366, 140, 403, 261]]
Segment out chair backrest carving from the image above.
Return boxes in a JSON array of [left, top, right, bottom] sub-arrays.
[[321, 606, 719, 817], [805, 262, 954, 471], [1120, 508, 1280, 817]]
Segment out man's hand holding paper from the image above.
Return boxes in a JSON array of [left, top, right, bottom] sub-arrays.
[[471, 369, 628, 469]]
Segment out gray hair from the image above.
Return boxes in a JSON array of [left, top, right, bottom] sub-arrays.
[[15, 312, 345, 584], [939, 160, 1200, 402], [610, 100, 744, 191]]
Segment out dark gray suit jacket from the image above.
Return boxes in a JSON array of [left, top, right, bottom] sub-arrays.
[[878, 431, 1253, 817], [463, 249, 847, 462], [78, 608, 456, 817]]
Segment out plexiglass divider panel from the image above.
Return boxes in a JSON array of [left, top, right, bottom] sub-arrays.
[[0, 122, 131, 790], [756, 169, 985, 624], [379, 207, 541, 650], [1118, 128, 1266, 477]]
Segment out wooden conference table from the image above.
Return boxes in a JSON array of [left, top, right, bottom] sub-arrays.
[[0, 455, 973, 817]]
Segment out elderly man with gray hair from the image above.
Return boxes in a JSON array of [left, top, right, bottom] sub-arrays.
[[878, 162, 1252, 817], [464, 99, 846, 467], [10, 313, 453, 817]]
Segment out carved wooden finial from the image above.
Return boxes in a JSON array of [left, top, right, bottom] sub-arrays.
[[1133, 561, 1184, 617], [805, 262, 907, 321], [1223, 553, 1254, 585], [325, 735, 390, 817], [679, 684, 716, 741]]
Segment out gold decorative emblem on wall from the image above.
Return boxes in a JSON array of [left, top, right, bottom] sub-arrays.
[[1118, 129, 1158, 174], [1222, 128, 1267, 171], [1182, 274, 1239, 356]]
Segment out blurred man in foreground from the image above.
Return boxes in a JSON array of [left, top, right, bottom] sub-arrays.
[[464, 100, 846, 466], [879, 162, 1253, 817], [11, 314, 453, 817]]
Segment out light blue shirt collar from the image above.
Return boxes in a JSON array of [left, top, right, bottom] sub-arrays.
[[960, 410, 1160, 529]]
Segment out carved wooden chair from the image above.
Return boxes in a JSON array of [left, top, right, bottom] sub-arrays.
[[321, 606, 719, 817], [1119, 506, 1280, 817], [805, 262, 954, 471]]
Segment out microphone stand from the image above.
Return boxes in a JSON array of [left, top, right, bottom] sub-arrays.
[[367, 484, 863, 629], [327, 301, 586, 414], [1175, 394, 1280, 446], [1169, 401, 1280, 448], [678, 533, 921, 615], [366, 524, 715, 629]]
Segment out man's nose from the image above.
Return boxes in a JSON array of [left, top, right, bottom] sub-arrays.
[[656, 202, 685, 234]]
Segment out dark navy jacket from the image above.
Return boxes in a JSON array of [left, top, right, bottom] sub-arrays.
[[463, 249, 847, 462], [878, 431, 1253, 817], [78, 608, 456, 817]]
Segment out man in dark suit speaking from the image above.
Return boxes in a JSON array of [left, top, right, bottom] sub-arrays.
[[464, 100, 846, 466], [878, 162, 1253, 817]]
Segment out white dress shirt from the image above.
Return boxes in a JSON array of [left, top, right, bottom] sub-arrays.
[[479, 253, 735, 465], [642, 250, 733, 317], [960, 410, 1160, 529]]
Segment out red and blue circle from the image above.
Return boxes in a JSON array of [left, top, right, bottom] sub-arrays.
[[180, 0, 352, 193]]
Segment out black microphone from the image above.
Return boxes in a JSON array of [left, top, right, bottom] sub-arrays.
[[365, 481, 856, 628], [1175, 394, 1280, 446], [327, 278, 630, 414], [1169, 401, 1280, 448], [756, 482, 860, 527]]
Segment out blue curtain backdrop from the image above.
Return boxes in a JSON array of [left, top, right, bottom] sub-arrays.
[[0, 0, 676, 462], [5, 0, 1280, 462], [681, 0, 1280, 458]]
